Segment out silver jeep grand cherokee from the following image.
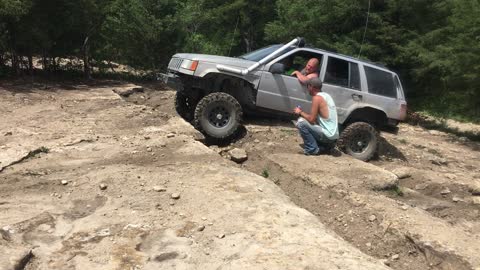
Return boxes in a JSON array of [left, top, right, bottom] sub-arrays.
[[163, 37, 407, 161]]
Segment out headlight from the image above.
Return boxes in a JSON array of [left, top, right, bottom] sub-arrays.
[[180, 60, 199, 71]]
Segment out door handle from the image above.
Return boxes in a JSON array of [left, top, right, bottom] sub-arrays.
[[352, 94, 363, 101]]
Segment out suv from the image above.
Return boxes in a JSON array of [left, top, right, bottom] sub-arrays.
[[162, 38, 407, 161]]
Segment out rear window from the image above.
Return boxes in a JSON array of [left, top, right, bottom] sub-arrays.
[[324, 56, 361, 90], [364, 66, 397, 98]]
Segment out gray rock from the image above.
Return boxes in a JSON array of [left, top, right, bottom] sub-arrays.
[[472, 197, 480, 205], [391, 168, 411, 179], [171, 193, 181, 200], [99, 183, 108, 190], [113, 86, 144, 97], [430, 157, 448, 166], [415, 183, 429, 190], [229, 148, 248, 163], [445, 173, 457, 180], [440, 188, 451, 195], [153, 186, 166, 192]]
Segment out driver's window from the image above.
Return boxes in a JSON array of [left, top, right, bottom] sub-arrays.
[[276, 51, 323, 77]]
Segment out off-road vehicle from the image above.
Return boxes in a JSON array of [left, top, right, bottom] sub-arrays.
[[162, 37, 407, 161]]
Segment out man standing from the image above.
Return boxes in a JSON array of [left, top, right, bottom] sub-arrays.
[[291, 58, 319, 84], [294, 78, 338, 155]]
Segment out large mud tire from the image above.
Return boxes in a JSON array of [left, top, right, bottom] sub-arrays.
[[194, 92, 243, 140], [337, 122, 379, 161], [175, 92, 196, 122]]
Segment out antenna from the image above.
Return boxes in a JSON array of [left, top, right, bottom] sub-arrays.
[[228, 15, 240, 56], [357, 0, 371, 58]]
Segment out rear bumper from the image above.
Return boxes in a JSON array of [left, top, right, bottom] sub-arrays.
[[159, 73, 183, 91]]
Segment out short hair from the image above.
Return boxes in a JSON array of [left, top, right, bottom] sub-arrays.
[[307, 78, 323, 89]]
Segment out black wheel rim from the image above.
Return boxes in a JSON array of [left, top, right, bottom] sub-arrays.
[[348, 131, 371, 153], [207, 105, 231, 128]]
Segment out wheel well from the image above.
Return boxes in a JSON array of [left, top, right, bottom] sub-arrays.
[[200, 73, 257, 109], [345, 107, 388, 127]]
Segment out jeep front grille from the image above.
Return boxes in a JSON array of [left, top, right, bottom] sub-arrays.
[[168, 58, 183, 71]]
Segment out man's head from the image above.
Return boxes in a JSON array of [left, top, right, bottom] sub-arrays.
[[306, 78, 323, 95], [305, 58, 319, 75]]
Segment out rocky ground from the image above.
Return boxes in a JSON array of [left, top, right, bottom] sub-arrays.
[[1, 80, 479, 270]]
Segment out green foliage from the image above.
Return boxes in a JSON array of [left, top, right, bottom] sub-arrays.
[[0, 0, 478, 121], [261, 168, 269, 178]]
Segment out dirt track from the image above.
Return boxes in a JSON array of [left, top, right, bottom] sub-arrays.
[[1, 80, 479, 270]]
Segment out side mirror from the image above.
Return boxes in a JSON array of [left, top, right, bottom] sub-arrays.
[[270, 63, 285, 74]]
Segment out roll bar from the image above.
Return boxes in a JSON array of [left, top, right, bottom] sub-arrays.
[[216, 37, 305, 76]]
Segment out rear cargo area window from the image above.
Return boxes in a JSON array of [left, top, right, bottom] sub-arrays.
[[365, 67, 397, 98], [324, 57, 360, 90]]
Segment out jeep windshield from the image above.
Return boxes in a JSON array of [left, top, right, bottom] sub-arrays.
[[239, 45, 293, 62]]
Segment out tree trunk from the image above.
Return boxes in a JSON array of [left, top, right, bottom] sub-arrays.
[[42, 51, 47, 71], [28, 55, 33, 74], [83, 36, 91, 79], [11, 50, 20, 74]]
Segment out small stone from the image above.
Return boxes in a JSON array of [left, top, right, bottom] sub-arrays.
[[366, 242, 372, 248], [217, 234, 225, 239], [61, 180, 68, 185], [171, 193, 181, 200], [147, 147, 152, 152], [445, 173, 457, 180], [197, 225, 205, 232], [472, 197, 480, 205], [440, 188, 451, 195], [401, 205, 409, 210], [201, 217, 207, 221], [169, 202, 175, 206], [381, 259, 390, 266], [99, 183, 108, 190], [228, 148, 248, 163], [153, 186, 166, 192], [368, 215, 377, 222], [254, 139, 260, 143], [257, 188, 263, 192], [166, 133, 175, 138], [452, 196, 462, 203], [144, 136, 151, 140], [391, 168, 411, 179], [4, 131, 12, 136], [391, 254, 400, 260], [415, 183, 428, 190]]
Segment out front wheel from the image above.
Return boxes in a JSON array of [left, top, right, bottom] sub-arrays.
[[337, 122, 378, 161], [194, 92, 243, 140], [175, 92, 196, 122]]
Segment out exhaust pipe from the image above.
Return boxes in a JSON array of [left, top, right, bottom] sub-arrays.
[[217, 37, 305, 76]]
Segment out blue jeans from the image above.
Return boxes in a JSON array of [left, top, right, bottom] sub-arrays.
[[296, 117, 333, 155]]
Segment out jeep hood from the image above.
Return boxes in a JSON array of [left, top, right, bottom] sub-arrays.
[[173, 53, 256, 69]]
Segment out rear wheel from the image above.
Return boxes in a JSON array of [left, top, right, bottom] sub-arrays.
[[337, 122, 378, 161], [194, 92, 243, 140]]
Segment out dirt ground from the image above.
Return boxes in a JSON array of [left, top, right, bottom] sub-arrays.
[[125, 85, 480, 270], [1, 80, 479, 270]]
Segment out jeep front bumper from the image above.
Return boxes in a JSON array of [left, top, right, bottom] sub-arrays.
[[159, 73, 183, 91]]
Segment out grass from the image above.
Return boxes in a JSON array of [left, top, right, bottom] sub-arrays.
[[261, 168, 269, 178], [388, 185, 404, 197]]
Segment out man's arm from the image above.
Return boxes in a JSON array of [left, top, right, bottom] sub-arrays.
[[292, 71, 318, 84], [294, 96, 325, 124]]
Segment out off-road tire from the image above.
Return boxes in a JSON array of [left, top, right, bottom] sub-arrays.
[[194, 92, 243, 140], [337, 122, 379, 161], [175, 92, 196, 121]]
